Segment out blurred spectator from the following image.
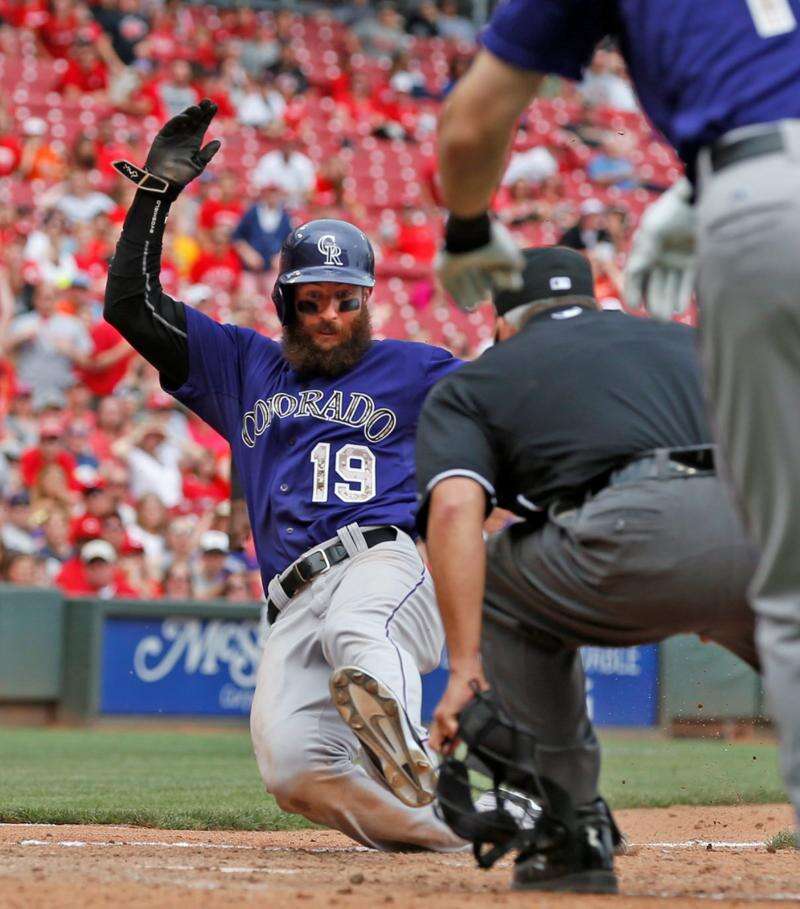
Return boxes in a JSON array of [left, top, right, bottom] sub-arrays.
[[32, 462, 77, 514], [589, 245, 625, 309], [20, 416, 78, 490], [385, 206, 437, 264], [1, 492, 37, 555], [587, 134, 637, 188], [231, 183, 292, 271], [22, 210, 80, 287], [198, 171, 245, 233], [92, 0, 150, 66], [4, 551, 39, 586], [388, 51, 430, 98], [144, 59, 200, 120], [355, 2, 409, 59], [579, 48, 639, 112], [4, 283, 91, 409], [406, 1, 440, 37], [162, 560, 194, 600], [74, 316, 135, 398], [55, 171, 115, 225], [37, 507, 74, 579], [264, 43, 309, 95], [192, 530, 230, 600], [559, 199, 612, 251], [70, 476, 115, 543], [89, 397, 126, 462], [239, 21, 280, 77], [182, 448, 231, 512], [56, 539, 139, 598], [253, 135, 316, 207], [232, 72, 286, 131], [19, 118, 67, 183], [128, 492, 168, 569], [223, 565, 251, 602], [336, 0, 373, 28], [502, 143, 559, 187], [189, 223, 243, 293], [55, 39, 110, 100], [2, 384, 37, 460], [118, 422, 182, 508], [162, 515, 198, 571], [436, 0, 476, 42]]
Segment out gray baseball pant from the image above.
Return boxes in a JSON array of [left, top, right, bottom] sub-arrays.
[[696, 120, 800, 826], [481, 473, 757, 808]]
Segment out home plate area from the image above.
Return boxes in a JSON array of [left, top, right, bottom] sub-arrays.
[[1, 804, 796, 908]]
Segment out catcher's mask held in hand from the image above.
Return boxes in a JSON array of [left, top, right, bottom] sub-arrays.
[[435, 687, 577, 869], [112, 99, 221, 199]]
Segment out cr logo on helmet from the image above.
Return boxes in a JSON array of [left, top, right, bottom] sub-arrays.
[[317, 234, 343, 266]]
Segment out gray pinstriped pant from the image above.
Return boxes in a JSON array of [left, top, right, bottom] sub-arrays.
[[697, 120, 800, 827]]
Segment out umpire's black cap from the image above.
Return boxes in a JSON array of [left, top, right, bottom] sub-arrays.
[[493, 246, 595, 317]]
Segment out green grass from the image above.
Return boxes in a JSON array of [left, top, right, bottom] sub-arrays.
[[0, 727, 787, 829], [0, 727, 311, 830], [766, 829, 797, 852]]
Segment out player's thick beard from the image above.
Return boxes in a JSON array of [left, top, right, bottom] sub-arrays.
[[282, 307, 373, 378]]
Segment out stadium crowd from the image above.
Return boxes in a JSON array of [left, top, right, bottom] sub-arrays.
[[0, 0, 684, 599]]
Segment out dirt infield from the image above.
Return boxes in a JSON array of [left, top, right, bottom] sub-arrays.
[[0, 804, 795, 908]]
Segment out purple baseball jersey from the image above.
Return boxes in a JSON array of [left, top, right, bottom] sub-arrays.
[[166, 305, 460, 585], [482, 0, 800, 166]]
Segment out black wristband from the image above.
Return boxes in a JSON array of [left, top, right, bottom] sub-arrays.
[[444, 212, 492, 254]]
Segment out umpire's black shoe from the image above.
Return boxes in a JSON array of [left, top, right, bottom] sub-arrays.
[[512, 800, 618, 894]]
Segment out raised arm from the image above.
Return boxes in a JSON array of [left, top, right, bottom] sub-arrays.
[[104, 100, 221, 389]]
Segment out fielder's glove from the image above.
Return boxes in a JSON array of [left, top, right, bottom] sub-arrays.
[[112, 98, 221, 199], [624, 177, 696, 321], [436, 213, 525, 313]]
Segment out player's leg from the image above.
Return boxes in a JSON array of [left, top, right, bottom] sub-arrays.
[[481, 545, 617, 892], [250, 568, 464, 851], [321, 532, 444, 805], [696, 142, 800, 826]]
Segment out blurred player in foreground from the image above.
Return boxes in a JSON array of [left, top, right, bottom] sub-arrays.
[[435, 0, 800, 833], [104, 100, 465, 852]]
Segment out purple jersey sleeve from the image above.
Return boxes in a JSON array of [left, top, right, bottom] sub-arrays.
[[424, 345, 462, 392], [482, 0, 615, 79], [164, 304, 275, 442]]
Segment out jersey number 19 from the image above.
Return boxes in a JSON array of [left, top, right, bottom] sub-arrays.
[[310, 443, 376, 504]]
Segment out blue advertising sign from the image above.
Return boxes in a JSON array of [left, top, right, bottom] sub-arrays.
[[581, 644, 659, 726], [100, 617, 262, 716], [100, 617, 658, 726]]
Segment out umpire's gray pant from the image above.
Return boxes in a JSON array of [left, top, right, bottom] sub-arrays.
[[482, 473, 757, 807], [696, 120, 800, 826]]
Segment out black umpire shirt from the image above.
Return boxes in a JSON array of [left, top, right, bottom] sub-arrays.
[[415, 304, 711, 534]]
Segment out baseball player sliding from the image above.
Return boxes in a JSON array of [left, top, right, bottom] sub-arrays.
[[104, 100, 465, 851]]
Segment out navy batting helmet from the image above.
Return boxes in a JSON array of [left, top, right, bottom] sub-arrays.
[[272, 219, 376, 324]]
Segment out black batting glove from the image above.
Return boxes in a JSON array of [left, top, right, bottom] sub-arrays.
[[113, 98, 221, 200]]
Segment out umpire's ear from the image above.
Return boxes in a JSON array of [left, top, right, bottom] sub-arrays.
[[363, 287, 374, 304]]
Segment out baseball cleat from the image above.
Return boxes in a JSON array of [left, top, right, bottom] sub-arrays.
[[330, 666, 436, 808]]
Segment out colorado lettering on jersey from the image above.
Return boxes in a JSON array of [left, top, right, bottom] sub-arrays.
[[241, 389, 398, 448]]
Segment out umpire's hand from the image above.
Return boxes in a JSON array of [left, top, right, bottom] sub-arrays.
[[113, 99, 221, 199], [436, 213, 525, 312]]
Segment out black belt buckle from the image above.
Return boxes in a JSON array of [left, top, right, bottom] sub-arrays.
[[292, 547, 331, 585]]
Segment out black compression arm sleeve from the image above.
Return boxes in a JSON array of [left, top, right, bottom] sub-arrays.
[[104, 190, 190, 389]]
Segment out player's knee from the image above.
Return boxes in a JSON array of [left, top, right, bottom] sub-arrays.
[[320, 612, 373, 665]]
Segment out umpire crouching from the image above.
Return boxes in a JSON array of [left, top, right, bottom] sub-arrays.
[[416, 246, 758, 893]]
